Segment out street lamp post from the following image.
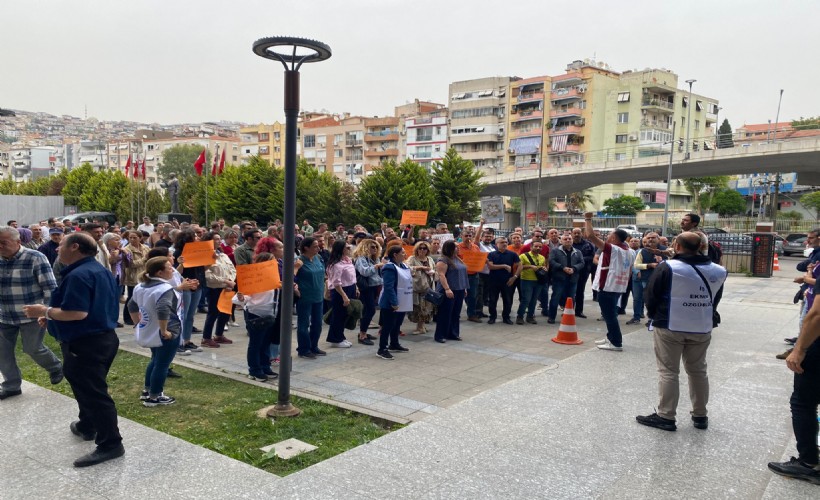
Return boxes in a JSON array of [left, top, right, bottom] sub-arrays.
[[253, 36, 331, 418], [661, 122, 677, 237], [773, 89, 784, 142], [684, 79, 696, 160]]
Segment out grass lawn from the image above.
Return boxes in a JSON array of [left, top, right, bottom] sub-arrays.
[[16, 335, 396, 476]]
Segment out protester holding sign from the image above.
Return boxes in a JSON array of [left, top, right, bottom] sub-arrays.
[[199, 233, 236, 348], [434, 240, 469, 343], [173, 229, 207, 355], [234, 252, 280, 382]]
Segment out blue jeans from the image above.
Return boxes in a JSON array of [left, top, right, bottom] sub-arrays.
[[296, 300, 323, 355], [144, 334, 178, 396], [434, 289, 465, 341], [181, 287, 203, 342], [632, 279, 647, 320], [598, 291, 623, 346], [517, 280, 543, 318], [548, 279, 577, 320], [465, 274, 479, 317], [246, 312, 274, 377], [328, 284, 355, 343], [379, 308, 406, 350], [359, 285, 378, 334]]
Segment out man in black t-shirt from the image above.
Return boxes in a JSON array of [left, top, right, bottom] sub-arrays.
[[486, 238, 520, 325]]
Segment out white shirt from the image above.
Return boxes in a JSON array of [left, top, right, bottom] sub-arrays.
[[138, 223, 155, 234]]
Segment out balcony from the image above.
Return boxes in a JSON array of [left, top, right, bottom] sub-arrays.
[[550, 87, 583, 102], [511, 109, 543, 122], [550, 124, 583, 135], [641, 98, 675, 113], [516, 91, 544, 103], [364, 117, 399, 127], [365, 132, 399, 142], [552, 71, 584, 85], [640, 119, 672, 131], [364, 148, 399, 157], [549, 106, 582, 119], [345, 139, 363, 147], [509, 127, 542, 139]]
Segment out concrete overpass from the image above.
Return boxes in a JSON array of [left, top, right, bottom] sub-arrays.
[[480, 137, 820, 212]]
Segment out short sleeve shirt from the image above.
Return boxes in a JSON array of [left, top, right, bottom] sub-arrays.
[[48, 257, 119, 341], [487, 250, 519, 283]]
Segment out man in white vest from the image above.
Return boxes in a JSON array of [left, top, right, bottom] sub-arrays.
[[636, 232, 727, 432]]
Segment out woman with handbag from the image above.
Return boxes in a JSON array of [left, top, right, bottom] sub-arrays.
[[377, 245, 413, 359], [325, 241, 358, 348], [434, 240, 469, 343], [407, 241, 436, 334], [200, 232, 237, 348], [234, 252, 280, 382], [516, 240, 548, 325], [127, 257, 184, 407], [353, 239, 384, 346]]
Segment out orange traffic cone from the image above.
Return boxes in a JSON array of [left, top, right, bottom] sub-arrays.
[[552, 297, 583, 345], [773, 253, 780, 271]]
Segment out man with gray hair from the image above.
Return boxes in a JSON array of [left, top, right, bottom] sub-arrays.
[[0, 226, 63, 400]]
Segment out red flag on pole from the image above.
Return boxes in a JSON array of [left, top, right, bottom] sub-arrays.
[[134, 159, 140, 179], [211, 148, 219, 176], [218, 149, 226, 175], [141, 158, 147, 180], [194, 149, 206, 176], [124, 154, 132, 178]]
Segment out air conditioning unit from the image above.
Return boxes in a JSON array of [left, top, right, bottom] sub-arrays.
[[642, 110, 647, 115], [508, 148, 516, 154], [320, 158, 326, 163], [628, 134, 638, 141]]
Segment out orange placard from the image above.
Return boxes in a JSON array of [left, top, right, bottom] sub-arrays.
[[236, 259, 281, 295], [403, 245, 416, 257], [400, 210, 428, 226], [217, 290, 235, 314], [180, 240, 216, 267], [459, 249, 488, 274]]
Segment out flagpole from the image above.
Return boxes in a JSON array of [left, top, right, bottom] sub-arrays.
[[129, 143, 134, 223], [212, 143, 220, 221], [205, 147, 209, 226], [143, 154, 148, 220]]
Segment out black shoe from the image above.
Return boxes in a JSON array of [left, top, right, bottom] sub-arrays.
[[447, 336, 463, 341], [197, 307, 208, 314], [617, 310, 626, 315], [50, 370, 64, 385], [692, 416, 708, 430], [377, 349, 394, 360], [525, 317, 537, 324], [636, 413, 676, 431], [0, 389, 22, 400], [768, 457, 820, 484], [388, 344, 409, 352], [116, 322, 124, 328], [73, 444, 125, 468], [366, 334, 377, 340], [784, 337, 798, 345], [435, 338, 446, 343], [487, 318, 496, 324], [191, 326, 202, 333], [547, 318, 556, 324], [166, 368, 182, 379], [576, 313, 587, 319], [516, 317, 524, 325], [358, 337, 374, 346], [70, 421, 96, 441], [503, 318, 514, 325], [298, 352, 317, 359], [626, 318, 641, 325], [312, 349, 327, 356]]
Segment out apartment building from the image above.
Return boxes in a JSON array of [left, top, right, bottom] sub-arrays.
[[2, 146, 56, 182], [363, 116, 400, 172], [300, 113, 372, 183], [394, 100, 448, 170], [448, 77, 511, 174], [239, 123, 286, 166]]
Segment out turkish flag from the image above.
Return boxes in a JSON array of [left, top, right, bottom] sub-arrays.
[[124, 154, 131, 178], [218, 149, 226, 175], [211, 148, 219, 176], [141, 159, 146, 180], [193, 149, 206, 176]]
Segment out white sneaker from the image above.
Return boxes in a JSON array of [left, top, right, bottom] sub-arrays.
[[597, 340, 623, 351], [594, 338, 609, 345], [330, 340, 352, 348], [223, 325, 229, 331], [230, 322, 240, 327]]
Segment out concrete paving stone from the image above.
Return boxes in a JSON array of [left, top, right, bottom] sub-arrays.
[[332, 392, 379, 407], [347, 387, 392, 401], [383, 394, 438, 411], [0, 454, 108, 500], [397, 388, 452, 405], [367, 400, 418, 418]]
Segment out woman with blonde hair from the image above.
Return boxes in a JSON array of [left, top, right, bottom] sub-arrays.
[[200, 232, 237, 348], [123, 230, 149, 326], [353, 238, 384, 345], [407, 240, 436, 334]]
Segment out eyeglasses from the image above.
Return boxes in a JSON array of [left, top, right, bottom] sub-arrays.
[[419, 247, 429, 251]]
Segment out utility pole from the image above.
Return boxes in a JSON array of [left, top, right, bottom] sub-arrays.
[[684, 79, 696, 160], [770, 173, 781, 220]]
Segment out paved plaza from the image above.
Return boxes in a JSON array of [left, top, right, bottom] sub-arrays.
[[1, 274, 817, 498]]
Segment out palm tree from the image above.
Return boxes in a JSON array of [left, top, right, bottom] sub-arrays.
[[565, 190, 595, 215]]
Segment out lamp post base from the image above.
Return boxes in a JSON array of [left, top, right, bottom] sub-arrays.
[[266, 403, 302, 418]]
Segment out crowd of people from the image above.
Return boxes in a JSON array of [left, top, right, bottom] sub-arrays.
[[1, 213, 818, 479]]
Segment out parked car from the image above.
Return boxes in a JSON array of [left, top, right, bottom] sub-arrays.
[[783, 236, 808, 256], [59, 211, 118, 227], [785, 233, 807, 242], [708, 233, 752, 254], [773, 235, 785, 256], [702, 227, 728, 234], [616, 224, 641, 238]]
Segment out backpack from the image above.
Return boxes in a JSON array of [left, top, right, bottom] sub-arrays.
[[707, 240, 723, 265]]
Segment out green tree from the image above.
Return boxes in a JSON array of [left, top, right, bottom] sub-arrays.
[[602, 195, 645, 216], [116, 183, 169, 223], [682, 176, 729, 215], [799, 190, 820, 219], [295, 159, 348, 226], [61, 163, 97, 208], [792, 116, 820, 130], [355, 159, 437, 230], [157, 144, 210, 182], [430, 149, 483, 225], [15, 176, 51, 196], [778, 210, 804, 221], [565, 190, 595, 215], [79, 170, 129, 214], [710, 189, 746, 216], [717, 119, 734, 148], [209, 156, 283, 224]]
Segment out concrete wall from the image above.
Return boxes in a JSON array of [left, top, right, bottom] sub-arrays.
[[0, 195, 65, 226]]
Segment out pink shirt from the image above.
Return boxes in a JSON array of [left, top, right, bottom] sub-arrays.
[[327, 258, 357, 288]]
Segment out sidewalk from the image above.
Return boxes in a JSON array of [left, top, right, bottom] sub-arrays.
[[1, 275, 816, 498]]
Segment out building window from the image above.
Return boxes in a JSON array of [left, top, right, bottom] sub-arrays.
[[579, 100, 587, 109], [614, 153, 627, 160], [274, 159, 281, 166], [259, 146, 269, 154], [615, 134, 628, 144], [695, 120, 700, 130], [617, 92, 630, 103], [274, 132, 280, 141], [617, 112, 629, 124], [259, 133, 270, 141], [334, 134, 343, 145], [416, 127, 433, 142], [335, 149, 343, 158], [696, 100, 703, 111], [304, 135, 315, 148]]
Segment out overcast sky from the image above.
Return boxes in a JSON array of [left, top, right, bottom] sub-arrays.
[[2, 0, 818, 129]]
